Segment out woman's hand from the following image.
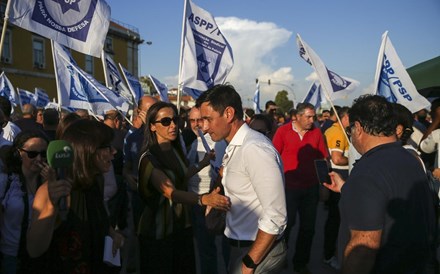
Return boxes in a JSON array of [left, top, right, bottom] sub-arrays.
[[109, 228, 125, 257], [202, 187, 230, 211], [46, 167, 72, 209]]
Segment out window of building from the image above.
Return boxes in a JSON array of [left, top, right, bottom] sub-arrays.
[[1, 30, 12, 63], [105, 37, 113, 53], [85, 55, 94, 74], [32, 37, 45, 68]]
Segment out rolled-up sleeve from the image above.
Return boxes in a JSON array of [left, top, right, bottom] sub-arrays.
[[243, 141, 287, 235]]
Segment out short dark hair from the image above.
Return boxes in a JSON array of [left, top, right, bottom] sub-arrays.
[[330, 106, 341, 116], [296, 102, 315, 115], [392, 103, 414, 145], [349, 95, 396, 137], [337, 106, 350, 119], [265, 100, 276, 110], [196, 84, 243, 120], [43, 108, 60, 126], [0, 96, 12, 118]]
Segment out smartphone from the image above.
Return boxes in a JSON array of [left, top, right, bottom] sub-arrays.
[[314, 159, 331, 185]]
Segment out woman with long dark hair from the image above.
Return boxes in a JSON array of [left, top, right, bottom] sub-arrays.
[[26, 119, 124, 273], [137, 101, 230, 273]]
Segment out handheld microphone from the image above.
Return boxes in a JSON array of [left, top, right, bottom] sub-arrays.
[[46, 140, 74, 211]]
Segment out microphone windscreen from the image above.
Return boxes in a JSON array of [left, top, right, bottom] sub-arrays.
[[46, 140, 74, 168]]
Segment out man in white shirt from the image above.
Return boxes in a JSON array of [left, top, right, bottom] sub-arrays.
[[197, 84, 287, 274], [187, 106, 227, 274]]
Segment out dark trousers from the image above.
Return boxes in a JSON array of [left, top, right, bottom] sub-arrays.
[[324, 169, 347, 260], [285, 185, 319, 269], [138, 228, 195, 274]]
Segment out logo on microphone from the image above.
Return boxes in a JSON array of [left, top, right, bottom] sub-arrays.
[[55, 146, 73, 159]]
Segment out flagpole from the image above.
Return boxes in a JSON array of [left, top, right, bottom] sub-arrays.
[[0, 0, 12, 59], [372, 31, 388, 95], [51, 40, 63, 113], [118, 63, 138, 108], [101, 50, 111, 88], [176, 0, 188, 114]]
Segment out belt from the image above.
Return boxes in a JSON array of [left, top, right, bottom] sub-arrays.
[[228, 238, 254, 248], [228, 235, 284, 248]]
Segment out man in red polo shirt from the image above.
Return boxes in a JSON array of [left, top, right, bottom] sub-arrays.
[[273, 102, 328, 274]]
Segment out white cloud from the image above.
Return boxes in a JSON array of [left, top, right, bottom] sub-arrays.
[[216, 17, 294, 107], [166, 17, 295, 108]]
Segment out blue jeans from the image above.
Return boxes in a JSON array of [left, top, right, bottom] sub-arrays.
[[285, 185, 319, 270]]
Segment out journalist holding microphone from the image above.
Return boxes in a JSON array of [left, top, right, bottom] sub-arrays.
[[26, 119, 124, 273]]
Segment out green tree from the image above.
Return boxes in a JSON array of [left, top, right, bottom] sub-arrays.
[[274, 90, 293, 114]]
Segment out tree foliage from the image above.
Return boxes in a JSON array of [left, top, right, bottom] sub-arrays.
[[274, 90, 293, 114]]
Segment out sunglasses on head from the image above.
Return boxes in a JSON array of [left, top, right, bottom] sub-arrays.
[[20, 148, 46, 159], [153, 116, 179, 127]]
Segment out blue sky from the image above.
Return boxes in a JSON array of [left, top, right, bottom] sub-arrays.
[[106, 0, 440, 108]]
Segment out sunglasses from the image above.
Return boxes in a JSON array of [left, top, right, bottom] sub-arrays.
[[153, 116, 179, 127], [20, 149, 46, 159]]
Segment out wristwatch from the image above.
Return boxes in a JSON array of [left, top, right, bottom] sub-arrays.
[[242, 254, 258, 269], [197, 194, 204, 206]]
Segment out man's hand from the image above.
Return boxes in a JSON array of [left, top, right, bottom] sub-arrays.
[[323, 171, 345, 193]]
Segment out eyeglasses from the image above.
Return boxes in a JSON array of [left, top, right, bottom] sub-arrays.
[[153, 117, 179, 127], [20, 149, 46, 159], [345, 122, 355, 139], [189, 118, 203, 123]]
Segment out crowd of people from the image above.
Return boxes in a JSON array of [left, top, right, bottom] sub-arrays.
[[0, 84, 439, 274]]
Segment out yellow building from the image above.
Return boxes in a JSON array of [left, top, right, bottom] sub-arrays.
[[0, 3, 143, 103]]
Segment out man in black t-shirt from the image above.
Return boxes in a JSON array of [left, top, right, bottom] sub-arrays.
[[324, 95, 436, 273]]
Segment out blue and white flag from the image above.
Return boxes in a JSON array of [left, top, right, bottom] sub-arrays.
[[8, 0, 110, 57], [0, 72, 18, 108], [149, 75, 169, 102], [52, 41, 129, 116], [102, 52, 133, 105], [34, 88, 50, 108], [296, 34, 359, 101], [253, 80, 261, 114], [179, 0, 234, 98], [119, 64, 144, 106], [303, 82, 323, 109], [374, 31, 430, 113], [17, 88, 36, 107]]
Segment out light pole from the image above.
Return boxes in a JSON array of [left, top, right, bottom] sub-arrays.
[[139, 40, 153, 77], [257, 78, 296, 106]]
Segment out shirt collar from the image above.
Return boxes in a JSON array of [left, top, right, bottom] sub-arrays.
[[228, 123, 249, 147]]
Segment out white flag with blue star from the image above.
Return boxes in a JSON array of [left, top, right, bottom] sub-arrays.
[[17, 88, 36, 107], [302, 82, 323, 109], [8, 0, 110, 57], [149, 75, 169, 103], [179, 0, 234, 98], [102, 52, 133, 105], [52, 41, 129, 116], [119, 64, 144, 106], [374, 31, 430, 113], [34, 88, 50, 108], [0, 72, 18, 108], [296, 34, 359, 101], [253, 80, 261, 114]]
